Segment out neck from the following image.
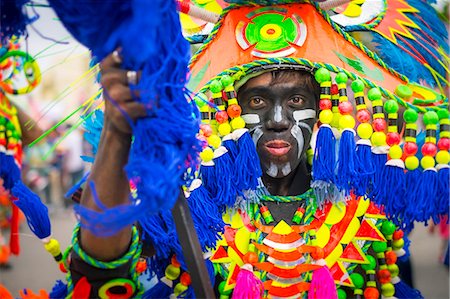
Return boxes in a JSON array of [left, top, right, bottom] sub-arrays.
[[262, 157, 311, 196]]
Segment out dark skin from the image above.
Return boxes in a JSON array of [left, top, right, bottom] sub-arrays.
[[80, 56, 318, 261]]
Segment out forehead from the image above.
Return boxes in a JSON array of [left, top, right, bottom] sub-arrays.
[[239, 71, 314, 92]]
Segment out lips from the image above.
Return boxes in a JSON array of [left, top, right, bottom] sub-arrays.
[[264, 140, 292, 156]]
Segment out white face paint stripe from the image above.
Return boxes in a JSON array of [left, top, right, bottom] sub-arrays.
[[297, 121, 313, 134], [281, 163, 292, 176], [251, 126, 264, 146], [291, 125, 304, 159], [274, 105, 282, 122], [241, 114, 261, 124], [293, 109, 316, 122], [266, 162, 278, 177]]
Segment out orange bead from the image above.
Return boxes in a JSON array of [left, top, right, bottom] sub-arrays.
[[171, 255, 181, 267], [136, 258, 147, 274], [311, 247, 324, 260], [377, 269, 391, 284], [385, 251, 397, 265], [227, 105, 242, 118], [243, 252, 258, 265], [180, 272, 192, 286], [59, 262, 67, 273], [393, 230, 404, 240], [364, 287, 380, 299]]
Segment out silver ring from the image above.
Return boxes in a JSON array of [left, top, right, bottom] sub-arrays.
[[127, 70, 138, 85], [112, 50, 122, 64]]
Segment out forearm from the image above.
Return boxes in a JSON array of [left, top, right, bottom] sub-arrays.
[[16, 107, 43, 146], [79, 117, 133, 261]]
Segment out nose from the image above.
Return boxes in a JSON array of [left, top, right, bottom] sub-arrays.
[[265, 105, 290, 132]]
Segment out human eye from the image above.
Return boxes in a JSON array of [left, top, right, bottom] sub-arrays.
[[288, 96, 305, 107], [249, 97, 266, 109]]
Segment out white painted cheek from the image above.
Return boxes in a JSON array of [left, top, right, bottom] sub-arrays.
[[291, 125, 304, 159], [242, 114, 261, 125], [293, 109, 316, 124], [274, 105, 282, 122], [281, 163, 292, 176], [266, 162, 278, 177], [251, 126, 264, 146]]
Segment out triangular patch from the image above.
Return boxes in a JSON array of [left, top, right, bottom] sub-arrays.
[[224, 263, 240, 292], [365, 202, 385, 219], [339, 241, 369, 264], [355, 219, 386, 242], [211, 246, 230, 263], [329, 262, 354, 287]]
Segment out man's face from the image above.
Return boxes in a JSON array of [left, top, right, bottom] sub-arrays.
[[238, 71, 318, 179]]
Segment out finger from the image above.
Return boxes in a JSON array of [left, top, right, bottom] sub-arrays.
[[104, 85, 133, 103], [121, 102, 148, 120], [100, 49, 122, 74], [101, 69, 142, 88]]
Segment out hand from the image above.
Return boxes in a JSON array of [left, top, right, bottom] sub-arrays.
[[100, 51, 146, 135]]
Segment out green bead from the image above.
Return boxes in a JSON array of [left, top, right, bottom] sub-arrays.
[[381, 283, 395, 297], [403, 108, 418, 123], [0, 118, 6, 125], [395, 84, 413, 99], [6, 122, 14, 130], [337, 288, 347, 299], [423, 111, 439, 125], [209, 80, 223, 93], [372, 241, 387, 253], [315, 68, 331, 83], [388, 264, 399, 277], [351, 79, 364, 92], [361, 255, 377, 271], [350, 273, 364, 289], [381, 220, 396, 236], [335, 72, 348, 84], [437, 108, 449, 120], [220, 75, 234, 87], [218, 281, 232, 295], [384, 100, 399, 113], [194, 93, 208, 108], [367, 88, 382, 101]]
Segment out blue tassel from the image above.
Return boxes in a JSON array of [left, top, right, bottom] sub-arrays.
[[222, 134, 238, 159], [187, 180, 225, 250], [11, 181, 51, 240], [213, 147, 237, 208], [436, 166, 449, 218], [1, 154, 21, 190], [368, 150, 388, 200], [49, 280, 67, 299], [0, 0, 37, 43], [205, 258, 216, 286], [411, 168, 438, 224], [234, 129, 262, 192], [402, 169, 421, 233], [375, 160, 406, 225], [64, 171, 90, 198], [200, 161, 217, 196], [335, 129, 357, 195], [393, 277, 424, 299], [311, 125, 337, 204], [354, 140, 374, 196], [142, 280, 172, 299], [139, 213, 173, 260]]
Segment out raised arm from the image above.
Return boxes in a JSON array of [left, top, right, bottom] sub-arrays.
[[78, 53, 146, 261]]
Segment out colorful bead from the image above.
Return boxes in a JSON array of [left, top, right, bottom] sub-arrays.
[[218, 123, 232, 136], [350, 273, 364, 289], [394, 84, 412, 99], [260, 205, 274, 224], [383, 100, 398, 113], [364, 287, 379, 299], [423, 111, 439, 125], [371, 132, 386, 147], [436, 150, 450, 165], [392, 238, 405, 250], [437, 138, 450, 151], [356, 109, 371, 123], [403, 109, 418, 123], [367, 88, 381, 101], [388, 145, 402, 159], [315, 68, 331, 83], [200, 147, 214, 162], [319, 109, 333, 124], [220, 75, 234, 88], [393, 230, 404, 240], [385, 251, 397, 265], [243, 252, 258, 265], [405, 156, 419, 170], [421, 142, 437, 156], [207, 134, 222, 149], [387, 264, 399, 277], [337, 288, 347, 299], [372, 118, 386, 132], [377, 269, 391, 284], [335, 72, 348, 84], [351, 79, 365, 92], [165, 264, 181, 280], [381, 283, 395, 297], [230, 116, 246, 130], [194, 93, 208, 108], [216, 111, 229, 124], [209, 80, 222, 93], [227, 104, 242, 118], [403, 142, 418, 156], [420, 155, 435, 169], [372, 241, 387, 253], [386, 132, 401, 146], [338, 101, 353, 115], [381, 221, 396, 236], [319, 99, 332, 110], [339, 114, 355, 129], [362, 255, 377, 271], [357, 123, 373, 139]]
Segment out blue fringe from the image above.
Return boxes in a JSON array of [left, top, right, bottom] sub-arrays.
[[1, 154, 21, 190], [49, 280, 67, 299], [64, 171, 89, 198], [368, 152, 388, 200], [235, 130, 262, 192], [402, 169, 421, 232], [436, 167, 449, 218], [0, 0, 37, 44], [200, 163, 217, 196], [142, 280, 172, 299], [223, 138, 238, 160], [11, 181, 51, 240], [50, 0, 201, 236], [205, 258, 216, 286], [187, 183, 225, 250], [213, 150, 237, 208], [335, 129, 357, 195], [394, 279, 424, 299], [354, 142, 374, 196], [82, 109, 104, 160], [375, 162, 406, 226], [411, 169, 438, 224]]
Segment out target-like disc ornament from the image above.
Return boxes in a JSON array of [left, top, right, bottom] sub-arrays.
[[236, 7, 307, 58]]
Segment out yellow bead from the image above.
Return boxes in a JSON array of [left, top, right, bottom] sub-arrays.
[[218, 123, 231, 136], [381, 283, 395, 297], [319, 110, 333, 124], [199, 147, 214, 162], [357, 123, 373, 139], [165, 264, 181, 281], [339, 114, 356, 129], [174, 283, 188, 296], [331, 112, 341, 128], [420, 155, 435, 169], [388, 264, 399, 277], [436, 150, 450, 165], [405, 156, 419, 170], [231, 117, 246, 130], [44, 239, 61, 257], [371, 132, 386, 146], [207, 134, 222, 149], [389, 145, 402, 159], [392, 238, 404, 250]]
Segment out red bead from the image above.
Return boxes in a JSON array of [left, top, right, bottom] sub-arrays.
[[338, 101, 353, 114], [319, 100, 332, 111], [59, 262, 67, 273], [199, 124, 212, 137], [377, 269, 391, 284], [171, 255, 180, 267], [215, 111, 229, 124], [438, 138, 450, 151], [243, 252, 258, 265], [331, 84, 339, 95], [421, 142, 437, 156], [403, 142, 418, 156], [311, 247, 324, 260], [356, 109, 371, 123], [364, 287, 380, 299], [386, 132, 401, 146], [393, 230, 404, 240], [372, 118, 386, 132], [180, 272, 191, 286], [227, 105, 242, 118], [385, 251, 397, 265]]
